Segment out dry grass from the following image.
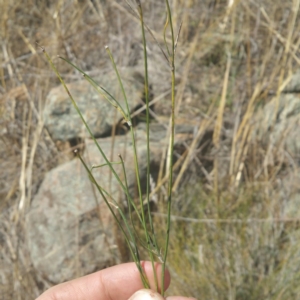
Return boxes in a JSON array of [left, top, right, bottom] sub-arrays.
[[1, 0, 300, 299]]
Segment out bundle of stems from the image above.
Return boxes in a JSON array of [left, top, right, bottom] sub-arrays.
[[42, 0, 177, 296]]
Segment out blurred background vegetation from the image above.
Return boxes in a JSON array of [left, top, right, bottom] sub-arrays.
[[1, 0, 300, 299]]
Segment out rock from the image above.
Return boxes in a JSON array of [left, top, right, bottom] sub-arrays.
[[281, 169, 300, 219], [254, 93, 300, 156], [43, 70, 146, 141], [283, 69, 300, 93], [25, 127, 161, 283], [253, 78, 300, 226]]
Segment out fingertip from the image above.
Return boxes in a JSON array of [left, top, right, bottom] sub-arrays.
[[141, 261, 171, 293]]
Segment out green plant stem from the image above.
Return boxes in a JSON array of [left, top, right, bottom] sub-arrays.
[[78, 153, 150, 288], [42, 49, 151, 287], [161, 0, 176, 296], [42, 50, 128, 196], [57, 56, 147, 227], [41, 0, 177, 291], [105, 46, 158, 275], [58, 56, 129, 123], [44, 49, 152, 229], [137, 1, 159, 292]]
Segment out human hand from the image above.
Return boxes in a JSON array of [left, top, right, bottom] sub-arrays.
[[36, 261, 195, 300]]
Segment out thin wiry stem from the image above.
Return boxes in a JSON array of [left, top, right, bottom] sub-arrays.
[[125, 0, 170, 66], [174, 21, 183, 55], [58, 56, 129, 123], [41, 49, 126, 193], [42, 48, 152, 287], [77, 152, 149, 288], [40, 0, 177, 292], [136, 1, 159, 291], [44, 50, 145, 213], [163, 15, 171, 58], [57, 55, 146, 228], [161, 0, 176, 297], [105, 46, 158, 283], [119, 154, 144, 226]]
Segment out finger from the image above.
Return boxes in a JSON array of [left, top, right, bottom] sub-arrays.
[[140, 261, 169, 293], [36, 261, 170, 300]]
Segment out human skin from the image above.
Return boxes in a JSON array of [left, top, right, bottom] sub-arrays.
[[36, 261, 195, 300]]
